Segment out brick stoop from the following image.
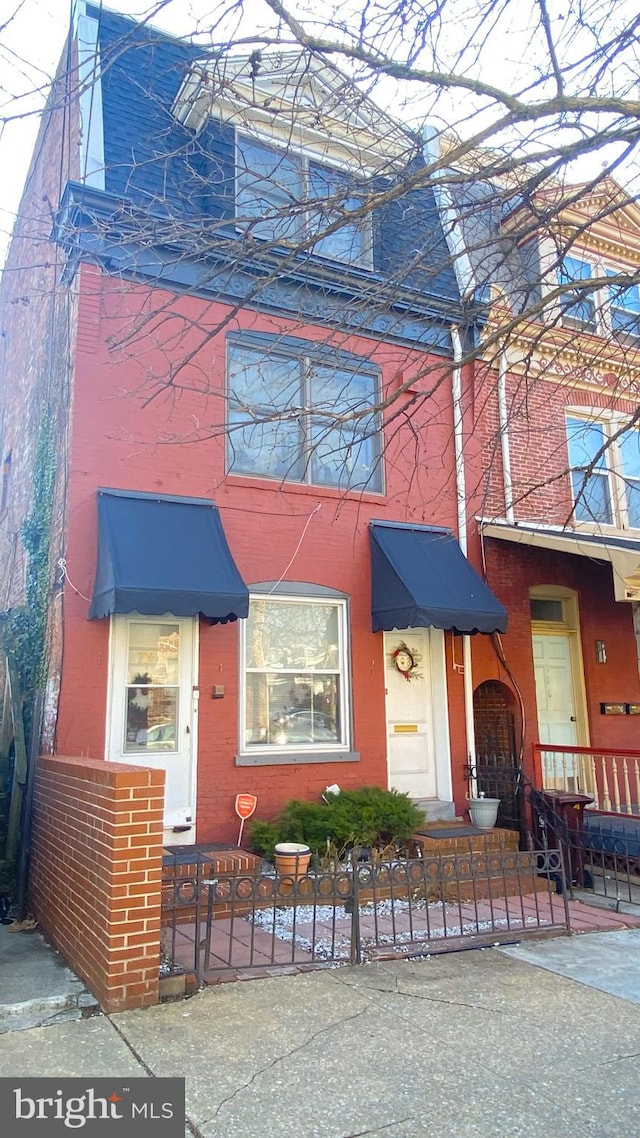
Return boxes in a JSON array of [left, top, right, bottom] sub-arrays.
[[412, 823, 552, 901], [162, 846, 265, 924], [162, 844, 262, 875], [413, 823, 520, 855]]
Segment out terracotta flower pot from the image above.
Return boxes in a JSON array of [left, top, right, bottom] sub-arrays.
[[274, 843, 311, 878]]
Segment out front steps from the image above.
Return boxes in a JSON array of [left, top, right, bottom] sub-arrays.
[[412, 798, 456, 822], [411, 821, 552, 901]]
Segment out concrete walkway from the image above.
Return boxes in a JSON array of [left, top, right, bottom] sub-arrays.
[[1, 933, 640, 1137], [501, 926, 640, 1004], [0, 922, 99, 1032]]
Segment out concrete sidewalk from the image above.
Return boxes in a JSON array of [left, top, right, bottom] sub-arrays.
[[1, 937, 640, 1137], [0, 922, 99, 1033]]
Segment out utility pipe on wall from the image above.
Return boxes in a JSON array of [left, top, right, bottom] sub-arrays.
[[450, 327, 476, 775], [498, 349, 515, 523]]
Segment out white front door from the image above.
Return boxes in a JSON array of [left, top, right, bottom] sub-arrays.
[[384, 628, 450, 802], [108, 615, 198, 844], [533, 632, 579, 789], [533, 633, 578, 746]]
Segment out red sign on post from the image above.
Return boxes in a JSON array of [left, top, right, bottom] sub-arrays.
[[235, 793, 257, 847], [235, 794, 257, 820]]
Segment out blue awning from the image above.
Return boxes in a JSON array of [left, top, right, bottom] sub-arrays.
[[370, 521, 507, 635], [89, 489, 249, 622]]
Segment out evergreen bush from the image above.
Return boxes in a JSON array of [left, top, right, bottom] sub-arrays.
[[248, 786, 423, 860]]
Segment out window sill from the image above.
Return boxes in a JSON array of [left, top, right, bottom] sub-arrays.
[[235, 750, 360, 767], [224, 473, 385, 502], [572, 521, 640, 538]]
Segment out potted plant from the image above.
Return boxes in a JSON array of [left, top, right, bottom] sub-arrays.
[[468, 790, 500, 829], [274, 843, 311, 877]]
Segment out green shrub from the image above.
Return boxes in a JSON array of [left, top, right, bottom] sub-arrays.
[[328, 786, 423, 849], [277, 799, 334, 850], [247, 819, 280, 861], [248, 786, 423, 860]]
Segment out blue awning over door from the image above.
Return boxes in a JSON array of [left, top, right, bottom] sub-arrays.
[[370, 521, 507, 635], [89, 488, 249, 622]]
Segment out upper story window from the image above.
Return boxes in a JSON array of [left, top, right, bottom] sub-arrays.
[[559, 256, 597, 331], [558, 255, 640, 342], [566, 414, 640, 529], [226, 337, 383, 492], [608, 274, 640, 340], [236, 136, 372, 269]]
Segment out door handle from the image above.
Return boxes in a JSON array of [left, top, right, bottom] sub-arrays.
[[570, 716, 577, 722]]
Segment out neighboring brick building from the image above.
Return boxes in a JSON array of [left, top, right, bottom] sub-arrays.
[[0, 3, 508, 857], [460, 177, 640, 801]]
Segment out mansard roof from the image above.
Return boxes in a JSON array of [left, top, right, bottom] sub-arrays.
[[76, 5, 465, 337]]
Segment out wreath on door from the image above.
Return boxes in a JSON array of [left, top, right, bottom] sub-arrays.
[[388, 640, 422, 682]]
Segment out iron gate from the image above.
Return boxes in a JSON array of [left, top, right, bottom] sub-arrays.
[[162, 843, 571, 982]]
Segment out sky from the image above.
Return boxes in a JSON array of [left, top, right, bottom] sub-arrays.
[[0, 0, 638, 270]]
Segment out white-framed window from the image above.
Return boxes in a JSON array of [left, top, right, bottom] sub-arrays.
[[566, 413, 640, 529], [240, 593, 350, 754], [557, 255, 640, 341], [236, 135, 372, 269], [226, 337, 383, 491], [607, 273, 640, 341], [559, 256, 597, 331]]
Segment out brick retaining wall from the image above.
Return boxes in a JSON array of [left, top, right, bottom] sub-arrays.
[[29, 755, 165, 1012]]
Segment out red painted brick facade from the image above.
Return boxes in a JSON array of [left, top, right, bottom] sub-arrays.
[[53, 267, 469, 841], [30, 755, 164, 1012]]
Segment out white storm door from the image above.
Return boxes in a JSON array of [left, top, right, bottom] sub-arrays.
[[533, 633, 578, 746], [108, 615, 197, 836], [384, 629, 441, 799], [533, 632, 579, 789]]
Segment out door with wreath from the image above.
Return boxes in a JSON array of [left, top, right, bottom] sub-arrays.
[[383, 629, 441, 799]]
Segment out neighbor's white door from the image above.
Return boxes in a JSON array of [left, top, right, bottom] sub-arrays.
[[533, 633, 578, 747], [384, 629, 438, 799], [108, 615, 197, 842], [533, 632, 579, 789]]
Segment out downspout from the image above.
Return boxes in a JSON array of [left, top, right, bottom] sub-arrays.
[[498, 348, 515, 523], [450, 327, 476, 778]]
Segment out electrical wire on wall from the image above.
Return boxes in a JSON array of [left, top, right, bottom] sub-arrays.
[[268, 503, 322, 594]]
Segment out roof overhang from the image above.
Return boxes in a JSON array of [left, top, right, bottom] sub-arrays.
[[480, 519, 640, 602]]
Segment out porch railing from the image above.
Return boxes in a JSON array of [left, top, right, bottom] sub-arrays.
[[533, 743, 640, 816]]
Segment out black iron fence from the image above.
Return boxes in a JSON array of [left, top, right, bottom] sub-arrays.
[[531, 792, 640, 905], [467, 760, 640, 905], [162, 841, 571, 982]]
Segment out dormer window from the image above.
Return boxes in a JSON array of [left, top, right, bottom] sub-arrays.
[[607, 274, 640, 341], [559, 256, 597, 331], [556, 255, 640, 341], [236, 135, 372, 269]]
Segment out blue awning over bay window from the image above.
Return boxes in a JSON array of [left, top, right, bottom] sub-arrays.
[[369, 521, 507, 635], [89, 488, 249, 622]]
